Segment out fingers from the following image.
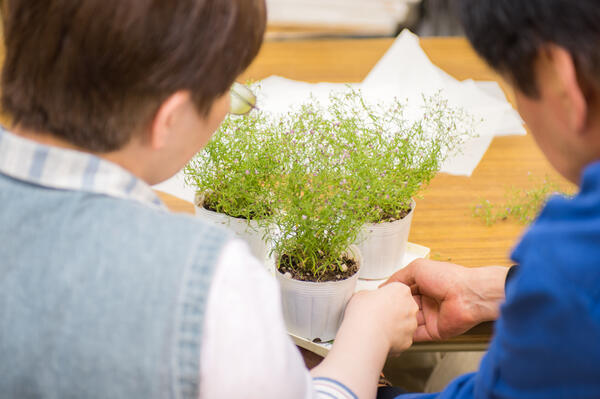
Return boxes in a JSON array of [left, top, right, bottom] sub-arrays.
[[413, 325, 434, 342], [413, 294, 422, 308], [417, 310, 426, 326], [413, 295, 425, 325], [378, 280, 412, 296], [417, 310, 425, 326], [410, 284, 421, 295]]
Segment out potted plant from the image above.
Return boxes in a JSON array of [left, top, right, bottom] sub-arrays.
[[184, 110, 280, 263], [327, 91, 473, 279], [264, 105, 371, 342]]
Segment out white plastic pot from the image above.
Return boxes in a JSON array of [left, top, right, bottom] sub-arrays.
[[275, 246, 361, 342], [194, 194, 270, 264], [357, 199, 415, 280]]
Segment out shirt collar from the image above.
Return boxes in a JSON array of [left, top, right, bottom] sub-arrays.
[[0, 126, 165, 209]]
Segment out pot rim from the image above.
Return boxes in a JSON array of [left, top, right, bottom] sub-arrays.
[[194, 191, 254, 221], [275, 245, 362, 284], [194, 190, 273, 224], [364, 198, 416, 227]]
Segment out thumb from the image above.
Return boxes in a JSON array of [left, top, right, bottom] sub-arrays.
[[379, 261, 417, 288]]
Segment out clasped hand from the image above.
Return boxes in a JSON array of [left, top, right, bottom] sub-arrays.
[[380, 259, 509, 342]]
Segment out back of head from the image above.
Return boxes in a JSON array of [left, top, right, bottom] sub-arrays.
[[1, 0, 266, 152], [457, 0, 600, 98]]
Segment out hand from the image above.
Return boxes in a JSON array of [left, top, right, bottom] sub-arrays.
[[382, 259, 509, 342], [311, 283, 418, 399], [343, 283, 419, 354]]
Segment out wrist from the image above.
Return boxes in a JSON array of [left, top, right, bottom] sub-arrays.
[[466, 266, 509, 322], [311, 312, 390, 399]]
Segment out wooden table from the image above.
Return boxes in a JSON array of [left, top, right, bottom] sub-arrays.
[[158, 36, 574, 353]]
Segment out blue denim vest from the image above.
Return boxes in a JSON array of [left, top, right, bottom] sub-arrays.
[[0, 130, 230, 398]]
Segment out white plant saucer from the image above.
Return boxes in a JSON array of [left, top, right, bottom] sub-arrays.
[[289, 241, 430, 357]]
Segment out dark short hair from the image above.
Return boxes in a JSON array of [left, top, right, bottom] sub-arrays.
[[1, 0, 266, 152], [457, 0, 600, 97]]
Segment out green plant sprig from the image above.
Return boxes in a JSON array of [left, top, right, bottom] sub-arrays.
[[327, 90, 473, 223], [472, 177, 575, 225], [267, 105, 369, 278]]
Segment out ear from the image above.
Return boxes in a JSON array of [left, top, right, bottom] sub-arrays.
[[542, 45, 587, 135], [149, 91, 192, 150]]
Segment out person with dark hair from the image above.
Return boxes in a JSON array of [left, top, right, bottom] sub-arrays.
[[380, 0, 600, 398], [0, 1, 420, 398]]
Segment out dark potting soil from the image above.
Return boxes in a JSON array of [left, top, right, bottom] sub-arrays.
[[277, 254, 359, 282], [377, 206, 411, 223], [199, 194, 264, 220], [201, 201, 220, 213]]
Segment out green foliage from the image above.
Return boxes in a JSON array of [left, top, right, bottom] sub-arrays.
[[267, 90, 472, 278], [184, 111, 280, 220], [266, 103, 369, 278], [472, 177, 574, 225], [185, 88, 474, 278], [326, 90, 472, 222]]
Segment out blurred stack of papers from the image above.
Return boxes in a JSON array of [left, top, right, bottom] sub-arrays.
[[266, 0, 420, 38], [154, 30, 525, 202]]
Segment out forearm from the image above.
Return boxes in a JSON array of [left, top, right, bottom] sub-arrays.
[[311, 316, 391, 399]]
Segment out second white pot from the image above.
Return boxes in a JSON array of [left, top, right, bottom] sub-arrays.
[[275, 246, 361, 342], [194, 196, 270, 264], [357, 200, 415, 280]]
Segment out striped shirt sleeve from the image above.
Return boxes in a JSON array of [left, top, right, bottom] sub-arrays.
[[313, 377, 358, 399]]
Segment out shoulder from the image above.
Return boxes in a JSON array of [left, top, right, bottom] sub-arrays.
[[511, 174, 600, 297], [85, 194, 232, 244], [60, 194, 235, 278], [489, 174, 600, 396]]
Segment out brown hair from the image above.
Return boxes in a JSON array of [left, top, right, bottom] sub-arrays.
[[1, 0, 266, 152]]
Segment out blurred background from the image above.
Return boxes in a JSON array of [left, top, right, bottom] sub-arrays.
[[0, 0, 461, 55], [265, 0, 462, 40]]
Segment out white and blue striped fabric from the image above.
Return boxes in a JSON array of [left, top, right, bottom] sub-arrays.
[[0, 126, 164, 209]]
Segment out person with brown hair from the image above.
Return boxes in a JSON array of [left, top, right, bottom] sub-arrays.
[[0, 1, 418, 398]]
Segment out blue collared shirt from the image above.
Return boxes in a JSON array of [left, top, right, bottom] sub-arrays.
[[398, 162, 600, 398]]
